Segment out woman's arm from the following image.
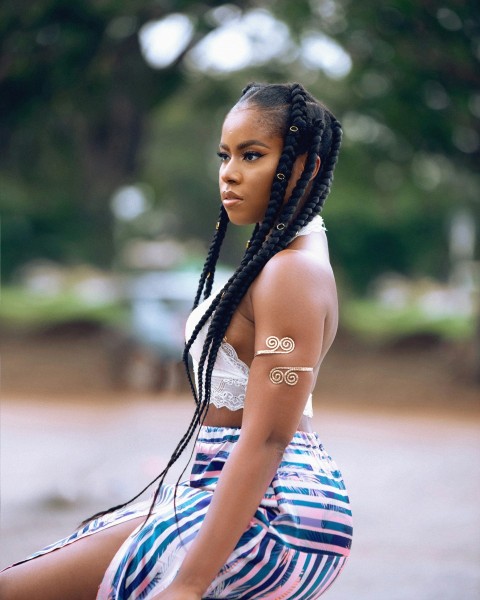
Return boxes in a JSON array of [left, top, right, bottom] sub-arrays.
[[153, 251, 336, 600]]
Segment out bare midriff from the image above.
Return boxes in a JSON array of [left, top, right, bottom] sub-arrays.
[[203, 405, 314, 433]]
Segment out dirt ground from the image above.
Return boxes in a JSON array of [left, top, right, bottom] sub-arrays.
[[1, 327, 479, 599], [1, 325, 478, 410]]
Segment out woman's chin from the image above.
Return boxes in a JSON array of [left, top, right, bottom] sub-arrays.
[[226, 213, 257, 227]]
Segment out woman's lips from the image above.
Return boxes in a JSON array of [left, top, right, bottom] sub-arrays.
[[222, 198, 243, 208], [222, 192, 243, 208]]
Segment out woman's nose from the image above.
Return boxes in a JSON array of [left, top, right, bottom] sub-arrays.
[[220, 161, 241, 184]]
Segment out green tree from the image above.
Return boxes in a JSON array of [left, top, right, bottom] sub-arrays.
[[1, 0, 478, 290], [329, 0, 479, 287], [0, 0, 255, 277]]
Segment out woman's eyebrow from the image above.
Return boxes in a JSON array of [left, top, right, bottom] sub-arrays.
[[219, 139, 271, 151]]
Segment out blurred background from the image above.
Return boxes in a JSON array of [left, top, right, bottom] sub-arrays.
[[1, 1, 479, 598]]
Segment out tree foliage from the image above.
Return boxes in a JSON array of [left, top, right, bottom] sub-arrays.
[[1, 0, 478, 289], [0, 0, 253, 274]]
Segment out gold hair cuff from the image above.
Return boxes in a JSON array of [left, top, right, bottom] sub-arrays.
[[269, 367, 313, 386], [289, 125, 299, 132], [276, 173, 286, 181], [255, 336, 294, 356]]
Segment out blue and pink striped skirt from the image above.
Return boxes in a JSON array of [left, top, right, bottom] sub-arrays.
[[19, 426, 353, 599]]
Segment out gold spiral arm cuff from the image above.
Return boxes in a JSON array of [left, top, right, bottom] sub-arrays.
[[255, 336, 295, 356], [269, 367, 313, 386]]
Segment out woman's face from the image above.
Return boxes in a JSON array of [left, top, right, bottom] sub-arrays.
[[218, 106, 305, 226]]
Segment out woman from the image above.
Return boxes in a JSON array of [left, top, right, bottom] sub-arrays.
[[1, 82, 352, 599]]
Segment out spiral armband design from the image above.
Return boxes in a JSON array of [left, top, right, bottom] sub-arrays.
[[269, 367, 313, 386], [255, 336, 295, 356]]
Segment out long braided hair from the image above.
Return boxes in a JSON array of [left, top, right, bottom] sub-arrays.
[[82, 82, 342, 526]]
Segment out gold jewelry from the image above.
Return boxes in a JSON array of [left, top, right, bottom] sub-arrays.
[[289, 125, 299, 132], [269, 367, 313, 385], [255, 336, 294, 356], [276, 173, 286, 181], [276, 223, 286, 231]]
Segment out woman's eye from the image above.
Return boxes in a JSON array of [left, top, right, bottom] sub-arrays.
[[217, 152, 229, 162], [243, 151, 262, 162]]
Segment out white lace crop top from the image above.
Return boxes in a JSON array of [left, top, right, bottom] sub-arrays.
[[184, 215, 327, 418]]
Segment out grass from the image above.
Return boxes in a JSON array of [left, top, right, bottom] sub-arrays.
[[0, 286, 128, 329], [1, 285, 476, 342], [342, 298, 475, 342]]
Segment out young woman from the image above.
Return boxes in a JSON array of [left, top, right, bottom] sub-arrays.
[[1, 82, 352, 599]]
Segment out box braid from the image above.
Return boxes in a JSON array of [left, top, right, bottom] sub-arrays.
[[192, 205, 229, 308], [80, 82, 342, 528], [193, 85, 342, 407]]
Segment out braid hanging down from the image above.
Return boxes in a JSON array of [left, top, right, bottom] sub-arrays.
[[81, 82, 342, 527]]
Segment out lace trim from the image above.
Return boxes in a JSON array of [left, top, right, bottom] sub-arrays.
[[210, 376, 246, 411], [296, 215, 326, 237], [220, 340, 249, 377], [208, 341, 249, 411]]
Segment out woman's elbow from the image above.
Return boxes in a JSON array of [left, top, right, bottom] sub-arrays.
[[263, 432, 292, 457]]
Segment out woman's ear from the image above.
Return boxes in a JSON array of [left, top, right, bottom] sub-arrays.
[[285, 154, 322, 202], [294, 154, 321, 181], [311, 155, 321, 180], [292, 153, 307, 179]]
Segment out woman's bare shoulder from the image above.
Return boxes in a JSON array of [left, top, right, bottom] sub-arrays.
[[254, 247, 335, 295], [250, 248, 337, 323]]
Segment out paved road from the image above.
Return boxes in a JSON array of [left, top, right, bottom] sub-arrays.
[[1, 395, 479, 599]]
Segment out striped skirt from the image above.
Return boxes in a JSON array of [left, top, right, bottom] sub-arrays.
[[16, 426, 353, 599]]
